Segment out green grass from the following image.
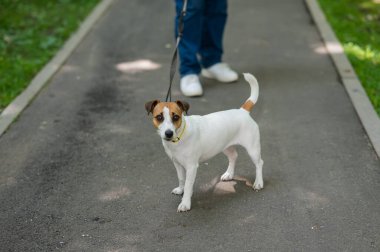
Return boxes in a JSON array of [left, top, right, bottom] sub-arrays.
[[0, 0, 100, 112], [318, 0, 380, 115]]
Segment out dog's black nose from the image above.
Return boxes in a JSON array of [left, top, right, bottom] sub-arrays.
[[165, 130, 173, 138]]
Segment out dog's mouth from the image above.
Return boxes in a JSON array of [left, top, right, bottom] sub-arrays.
[[163, 137, 172, 141]]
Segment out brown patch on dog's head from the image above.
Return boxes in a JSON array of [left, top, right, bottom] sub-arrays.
[[167, 102, 184, 129], [151, 102, 166, 128], [145, 100, 190, 129]]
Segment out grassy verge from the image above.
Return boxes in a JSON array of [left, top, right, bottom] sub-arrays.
[[0, 0, 100, 112], [318, 0, 380, 115]]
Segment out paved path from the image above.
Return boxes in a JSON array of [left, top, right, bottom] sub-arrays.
[[1, 0, 379, 251]]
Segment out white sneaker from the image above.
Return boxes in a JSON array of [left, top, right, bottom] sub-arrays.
[[201, 63, 238, 82], [180, 74, 203, 97]]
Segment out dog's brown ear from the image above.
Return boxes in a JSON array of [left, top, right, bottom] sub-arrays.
[[176, 100, 190, 114], [145, 100, 160, 115]]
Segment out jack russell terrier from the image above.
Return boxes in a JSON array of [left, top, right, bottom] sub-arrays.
[[145, 73, 263, 212]]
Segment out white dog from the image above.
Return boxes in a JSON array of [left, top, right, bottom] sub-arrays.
[[145, 73, 263, 212]]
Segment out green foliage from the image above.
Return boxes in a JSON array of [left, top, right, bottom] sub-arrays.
[[0, 0, 99, 111], [318, 0, 380, 115]]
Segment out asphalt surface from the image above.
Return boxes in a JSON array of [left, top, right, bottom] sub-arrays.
[[1, 0, 379, 251]]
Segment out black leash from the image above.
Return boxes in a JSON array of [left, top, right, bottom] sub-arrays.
[[165, 0, 188, 102]]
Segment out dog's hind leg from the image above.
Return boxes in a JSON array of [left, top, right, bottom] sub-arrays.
[[245, 145, 264, 191], [221, 146, 238, 181], [251, 153, 264, 191], [241, 132, 264, 190]]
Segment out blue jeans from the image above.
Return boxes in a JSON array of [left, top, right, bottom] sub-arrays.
[[175, 0, 228, 77]]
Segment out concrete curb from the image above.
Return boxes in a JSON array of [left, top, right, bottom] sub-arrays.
[[0, 0, 114, 137], [305, 0, 380, 158]]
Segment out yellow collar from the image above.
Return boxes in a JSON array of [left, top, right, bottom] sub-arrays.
[[171, 119, 187, 143]]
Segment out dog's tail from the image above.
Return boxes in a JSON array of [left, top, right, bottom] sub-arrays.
[[240, 73, 259, 112]]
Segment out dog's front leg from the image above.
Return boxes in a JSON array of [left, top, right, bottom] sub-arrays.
[[177, 164, 198, 212], [172, 161, 185, 195]]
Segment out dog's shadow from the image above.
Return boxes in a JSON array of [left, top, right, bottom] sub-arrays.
[[192, 175, 263, 210]]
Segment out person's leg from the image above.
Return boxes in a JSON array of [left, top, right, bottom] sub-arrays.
[[200, 0, 237, 83], [199, 0, 228, 68], [175, 0, 205, 77]]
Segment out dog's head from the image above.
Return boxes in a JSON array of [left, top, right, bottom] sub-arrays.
[[145, 100, 189, 141]]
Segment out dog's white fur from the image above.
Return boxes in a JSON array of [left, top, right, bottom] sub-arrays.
[[159, 73, 263, 212]]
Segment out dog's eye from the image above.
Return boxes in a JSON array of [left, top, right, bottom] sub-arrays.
[[172, 115, 180, 122], [155, 114, 164, 122]]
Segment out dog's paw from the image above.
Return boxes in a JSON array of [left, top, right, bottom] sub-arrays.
[[171, 187, 184, 195], [177, 201, 191, 212], [220, 171, 234, 181], [253, 179, 264, 191]]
